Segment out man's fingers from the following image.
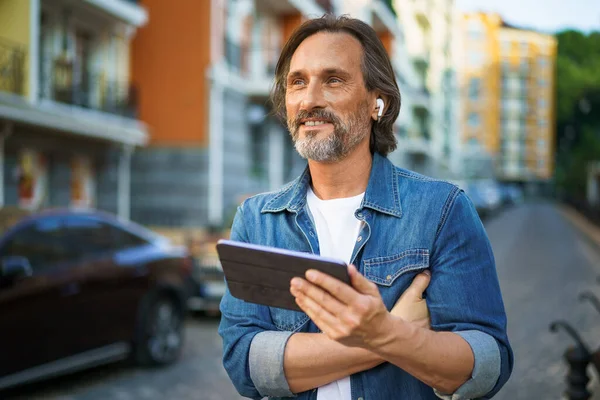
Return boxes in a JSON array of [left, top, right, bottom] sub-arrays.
[[402, 270, 431, 301], [294, 290, 344, 336], [291, 277, 346, 315], [347, 264, 380, 296], [304, 269, 358, 305]]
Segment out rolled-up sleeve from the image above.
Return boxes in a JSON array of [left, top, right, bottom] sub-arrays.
[[249, 331, 295, 398], [428, 190, 514, 399], [218, 204, 293, 399], [434, 330, 501, 400]]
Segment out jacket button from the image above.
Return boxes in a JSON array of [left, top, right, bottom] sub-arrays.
[[358, 397, 364, 400], [357, 236, 362, 242], [386, 275, 392, 281]]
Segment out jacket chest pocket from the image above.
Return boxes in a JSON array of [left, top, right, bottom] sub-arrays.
[[363, 249, 430, 307], [269, 307, 310, 332]]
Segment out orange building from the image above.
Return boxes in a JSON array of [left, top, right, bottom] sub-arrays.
[[130, 0, 331, 229]]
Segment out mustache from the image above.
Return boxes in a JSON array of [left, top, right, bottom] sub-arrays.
[[291, 109, 341, 128]]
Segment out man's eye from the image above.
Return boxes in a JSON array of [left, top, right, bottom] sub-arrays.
[[291, 79, 305, 86], [328, 77, 342, 84]]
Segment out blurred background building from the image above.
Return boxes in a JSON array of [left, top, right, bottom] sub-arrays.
[[129, 0, 329, 231], [130, 0, 466, 232], [0, 0, 560, 233], [459, 12, 557, 192], [0, 0, 148, 219], [393, 0, 463, 180]]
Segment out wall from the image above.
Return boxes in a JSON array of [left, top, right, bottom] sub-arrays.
[[130, 0, 211, 146], [282, 13, 303, 43], [0, 0, 30, 97], [130, 148, 209, 227]]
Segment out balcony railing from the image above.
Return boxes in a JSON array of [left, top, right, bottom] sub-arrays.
[[0, 38, 26, 95], [39, 55, 138, 118]]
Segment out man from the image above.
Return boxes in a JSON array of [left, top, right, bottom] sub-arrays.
[[219, 15, 513, 400]]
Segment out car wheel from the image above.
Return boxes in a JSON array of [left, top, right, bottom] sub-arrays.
[[135, 296, 183, 366]]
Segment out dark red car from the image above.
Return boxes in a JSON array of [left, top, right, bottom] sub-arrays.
[[0, 207, 192, 390]]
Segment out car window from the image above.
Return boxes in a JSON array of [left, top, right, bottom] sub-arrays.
[[110, 225, 150, 251], [63, 216, 149, 257], [0, 217, 74, 273]]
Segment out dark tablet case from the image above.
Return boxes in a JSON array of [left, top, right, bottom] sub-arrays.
[[216, 239, 350, 311]]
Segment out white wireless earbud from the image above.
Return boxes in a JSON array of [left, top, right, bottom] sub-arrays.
[[376, 98, 384, 119]]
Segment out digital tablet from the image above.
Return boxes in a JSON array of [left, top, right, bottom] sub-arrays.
[[216, 239, 350, 311]]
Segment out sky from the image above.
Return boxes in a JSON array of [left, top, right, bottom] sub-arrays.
[[455, 0, 600, 33]]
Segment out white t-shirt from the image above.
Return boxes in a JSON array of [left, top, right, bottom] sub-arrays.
[[306, 187, 365, 400]]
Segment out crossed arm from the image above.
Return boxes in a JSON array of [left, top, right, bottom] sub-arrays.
[[286, 266, 473, 395]]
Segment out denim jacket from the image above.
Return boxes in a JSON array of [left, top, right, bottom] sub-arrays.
[[219, 153, 513, 400]]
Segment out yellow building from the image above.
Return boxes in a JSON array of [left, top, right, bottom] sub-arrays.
[[460, 13, 556, 183]]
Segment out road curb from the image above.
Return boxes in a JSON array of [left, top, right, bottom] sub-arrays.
[[560, 204, 600, 254]]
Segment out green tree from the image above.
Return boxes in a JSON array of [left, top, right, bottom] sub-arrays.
[[555, 30, 600, 200]]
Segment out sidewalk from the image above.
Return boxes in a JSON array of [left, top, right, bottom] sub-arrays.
[[561, 205, 600, 247], [559, 204, 600, 400]]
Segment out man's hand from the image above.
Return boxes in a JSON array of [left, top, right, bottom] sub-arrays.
[[390, 270, 431, 330], [290, 265, 430, 349]]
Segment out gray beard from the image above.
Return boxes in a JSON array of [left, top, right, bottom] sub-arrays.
[[290, 114, 370, 162]]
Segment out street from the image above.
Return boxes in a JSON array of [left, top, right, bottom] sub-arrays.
[[3, 202, 600, 400]]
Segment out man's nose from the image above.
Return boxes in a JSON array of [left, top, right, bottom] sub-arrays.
[[300, 81, 326, 111]]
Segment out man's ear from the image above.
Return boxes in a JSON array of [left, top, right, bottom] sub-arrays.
[[371, 94, 390, 122]]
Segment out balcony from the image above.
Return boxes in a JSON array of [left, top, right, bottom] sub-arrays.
[[245, 47, 279, 98], [254, 0, 325, 17], [39, 56, 138, 118], [398, 131, 431, 155], [411, 86, 430, 111], [82, 0, 148, 27], [0, 38, 26, 96]]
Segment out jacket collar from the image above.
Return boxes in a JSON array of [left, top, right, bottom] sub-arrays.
[[261, 152, 402, 218]]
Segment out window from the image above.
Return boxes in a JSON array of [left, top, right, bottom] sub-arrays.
[[63, 216, 148, 258], [538, 119, 547, 128], [467, 112, 481, 127], [469, 52, 484, 68], [468, 77, 480, 100], [467, 137, 480, 148], [520, 41, 529, 54], [249, 124, 267, 180], [501, 41, 511, 53], [538, 99, 547, 109], [1, 217, 74, 272], [519, 60, 529, 72], [467, 20, 484, 40], [73, 29, 93, 107], [538, 57, 548, 68], [538, 78, 548, 87], [537, 139, 546, 151]]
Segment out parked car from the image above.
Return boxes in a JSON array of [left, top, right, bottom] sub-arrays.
[[501, 184, 524, 206], [186, 231, 226, 314], [463, 182, 489, 217], [0, 207, 193, 391]]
